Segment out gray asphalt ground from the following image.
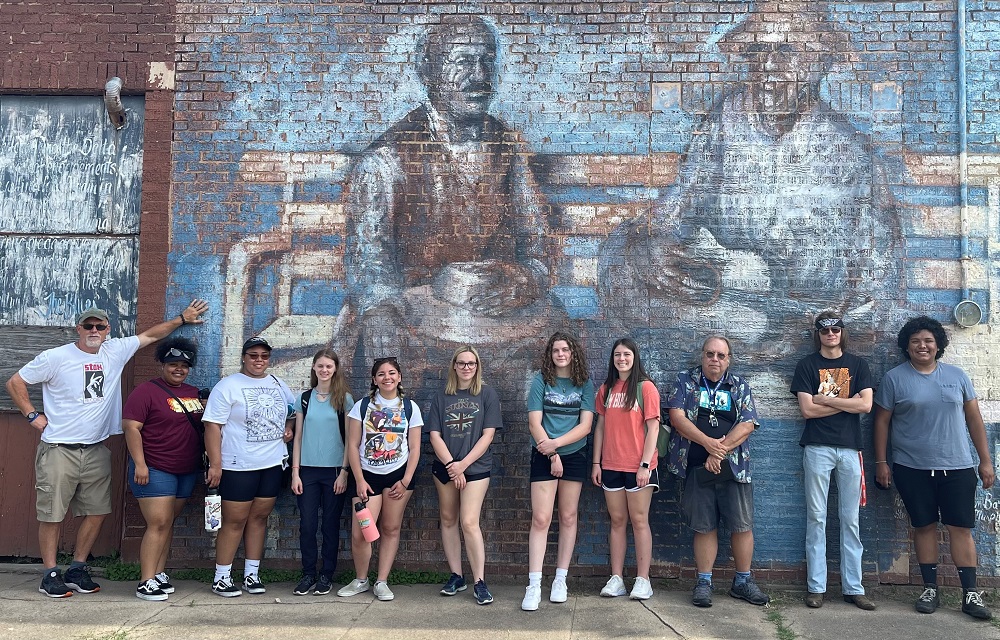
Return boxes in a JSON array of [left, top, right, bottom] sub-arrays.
[[1, 567, 997, 640]]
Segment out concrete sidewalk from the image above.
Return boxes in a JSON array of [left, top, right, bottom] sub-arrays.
[[0, 570, 996, 640]]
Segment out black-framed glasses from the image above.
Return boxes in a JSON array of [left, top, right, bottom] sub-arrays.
[[819, 327, 842, 335], [81, 323, 108, 331], [246, 352, 271, 361], [167, 348, 195, 360], [455, 360, 478, 369]]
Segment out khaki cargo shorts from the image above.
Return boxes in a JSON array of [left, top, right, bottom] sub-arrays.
[[34, 441, 112, 522]]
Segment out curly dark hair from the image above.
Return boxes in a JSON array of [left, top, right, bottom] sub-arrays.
[[540, 331, 590, 387], [155, 337, 198, 366], [896, 316, 949, 360]]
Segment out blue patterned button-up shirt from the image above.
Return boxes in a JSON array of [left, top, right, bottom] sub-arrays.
[[664, 366, 760, 483]]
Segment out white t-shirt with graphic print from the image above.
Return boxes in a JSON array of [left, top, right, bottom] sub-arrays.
[[203, 372, 295, 471], [347, 392, 424, 475], [18, 336, 141, 444]]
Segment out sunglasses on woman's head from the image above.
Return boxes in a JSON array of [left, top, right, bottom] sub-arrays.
[[167, 348, 194, 360], [373, 356, 399, 366]]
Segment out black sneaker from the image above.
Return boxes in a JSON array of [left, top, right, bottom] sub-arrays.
[[294, 575, 316, 596], [692, 578, 713, 608], [915, 584, 939, 614], [212, 576, 242, 598], [474, 579, 494, 605], [962, 590, 992, 620], [136, 578, 168, 601], [64, 566, 101, 593], [243, 574, 266, 594], [440, 572, 468, 596], [38, 570, 72, 598], [314, 575, 333, 596], [154, 572, 175, 594], [729, 576, 769, 606]]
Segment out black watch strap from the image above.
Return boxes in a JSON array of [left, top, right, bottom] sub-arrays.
[[640, 461, 650, 469]]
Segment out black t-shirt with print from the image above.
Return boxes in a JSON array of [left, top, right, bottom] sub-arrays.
[[790, 351, 873, 450]]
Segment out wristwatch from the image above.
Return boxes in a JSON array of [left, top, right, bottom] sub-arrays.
[[26, 411, 41, 423], [640, 461, 650, 469]]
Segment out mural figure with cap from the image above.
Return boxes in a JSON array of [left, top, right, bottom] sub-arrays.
[[599, 1, 901, 375], [343, 13, 566, 396], [5, 299, 209, 599]]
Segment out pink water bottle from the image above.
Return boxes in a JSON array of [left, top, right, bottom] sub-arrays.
[[354, 500, 380, 542]]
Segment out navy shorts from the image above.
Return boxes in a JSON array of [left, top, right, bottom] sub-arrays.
[[127, 458, 198, 499], [431, 460, 489, 484], [219, 465, 283, 502], [530, 449, 588, 483], [893, 464, 977, 528]]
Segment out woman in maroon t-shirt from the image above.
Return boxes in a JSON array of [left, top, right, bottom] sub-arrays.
[[122, 337, 205, 602]]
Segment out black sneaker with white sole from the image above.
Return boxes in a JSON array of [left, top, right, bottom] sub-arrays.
[[38, 570, 72, 598], [64, 566, 101, 593], [136, 578, 168, 601], [212, 576, 242, 598], [154, 572, 175, 594], [243, 574, 266, 594], [293, 575, 316, 595]]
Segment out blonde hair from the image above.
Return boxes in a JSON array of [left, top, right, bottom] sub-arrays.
[[445, 345, 483, 396]]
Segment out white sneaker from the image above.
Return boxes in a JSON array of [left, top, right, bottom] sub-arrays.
[[600, 574, 627, 597], [373, 580, 394, 601], [337, 578, 370, 597], [521, 584, 541, 611], [630, 576, 653, 600], [549, 578, 568, 603]]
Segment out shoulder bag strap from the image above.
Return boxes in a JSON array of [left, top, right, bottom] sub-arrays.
[[150, 378, 202, 435]]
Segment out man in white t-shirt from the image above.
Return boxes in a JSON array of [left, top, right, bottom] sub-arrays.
[[5, 300, 208, 598]]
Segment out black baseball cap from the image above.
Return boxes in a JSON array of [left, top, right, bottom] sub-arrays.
[[241, 336, 272, 354]]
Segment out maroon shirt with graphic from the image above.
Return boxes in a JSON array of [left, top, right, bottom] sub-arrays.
[[123, 380, 204, 474]]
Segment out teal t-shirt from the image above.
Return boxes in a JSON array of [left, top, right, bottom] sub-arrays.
[[294, 391, 355, 468], [526, 372, 595, 455]]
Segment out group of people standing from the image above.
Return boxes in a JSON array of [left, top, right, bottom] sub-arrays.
[[5, 304, 995, 623]]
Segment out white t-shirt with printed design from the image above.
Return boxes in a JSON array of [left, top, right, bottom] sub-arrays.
[[18, 336, 141, 444], [203, 372, 295, 471], [347, 392, 424, 475]]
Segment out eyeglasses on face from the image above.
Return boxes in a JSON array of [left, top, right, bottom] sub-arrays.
[[819, 327, 842, 335], [80, 323, 108, 331], [167, 348, 194, 360], [455, 360, 478, 369], [245, 352, 271, 361], [703, 351, 729, 360]]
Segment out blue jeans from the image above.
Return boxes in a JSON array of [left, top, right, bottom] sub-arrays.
[[803, 445, 864, 595], [297, 466, 348, 577]]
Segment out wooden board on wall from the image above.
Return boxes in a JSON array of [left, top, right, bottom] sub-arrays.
[[0, 326, 77, 411]]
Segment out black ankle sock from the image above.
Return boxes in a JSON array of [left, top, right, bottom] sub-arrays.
[[957, 566, 977, 590], [918, 563, 937, 586]]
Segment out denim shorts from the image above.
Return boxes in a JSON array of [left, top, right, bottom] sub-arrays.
[[127, 458, 198, 499]]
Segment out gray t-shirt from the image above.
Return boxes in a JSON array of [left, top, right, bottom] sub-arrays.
[[873, 361, 977, 470], [425, 385, 503, 476]]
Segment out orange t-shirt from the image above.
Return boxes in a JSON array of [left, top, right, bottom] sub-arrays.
[[595, 379, 660, 472]]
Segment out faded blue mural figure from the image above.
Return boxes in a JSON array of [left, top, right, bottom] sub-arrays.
[[344, 14, 566, 395], [599, 2, 902, 375]]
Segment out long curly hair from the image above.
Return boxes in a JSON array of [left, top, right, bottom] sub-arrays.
[[540, 331, 589, 387]]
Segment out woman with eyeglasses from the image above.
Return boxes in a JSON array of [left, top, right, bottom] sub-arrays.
[[123, 338, 205, 601], [338, 356, 423, 602], [289, 349, 355, 596], [202, 336, 295, 597], [521, 331, 595, 611], [427, 345, 502, 606], [591, 337, 660, 601]]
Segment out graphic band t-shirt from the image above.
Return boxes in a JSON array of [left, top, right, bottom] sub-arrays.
[[123, 380, 204, 474], [526, 373, 596, 456], [347, 393, 424, 475], [426, 385, 503, 476], [203, 372, 295, 471], [687, 378, 737, 468], [790, 351, 872, 449], [595, 379, 660, 472], [18, 336, 141, 444]]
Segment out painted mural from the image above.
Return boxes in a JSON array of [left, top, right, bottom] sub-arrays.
[[169, 1, 999, 573]]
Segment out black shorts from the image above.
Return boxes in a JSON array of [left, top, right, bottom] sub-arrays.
[[431, 460, 490, 485], [359, 466, 417, 496], [893, 463, 977, 528], [600, 468, 660, 493], [530, 449, 588, 483], [219, 465, 283, 502]]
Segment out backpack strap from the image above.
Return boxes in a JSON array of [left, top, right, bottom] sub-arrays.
[[300, 389, 312, 419]]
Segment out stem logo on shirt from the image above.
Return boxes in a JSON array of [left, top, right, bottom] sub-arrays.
[[83, 363, 105, 403], [242, 387, 286, 442]]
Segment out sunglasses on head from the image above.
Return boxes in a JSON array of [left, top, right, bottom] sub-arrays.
[[81, 323, 108, 331], [374, 356, 399, 366], [167, 348, 194, 361]]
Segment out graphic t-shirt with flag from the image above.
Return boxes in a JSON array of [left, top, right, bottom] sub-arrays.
[[425, 386, 503, 476]]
